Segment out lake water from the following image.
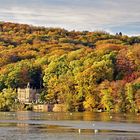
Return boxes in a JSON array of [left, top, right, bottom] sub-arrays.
[[0, 111, 140, 140]]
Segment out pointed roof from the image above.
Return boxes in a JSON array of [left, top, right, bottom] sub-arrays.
[[27, 82, 30, 88]]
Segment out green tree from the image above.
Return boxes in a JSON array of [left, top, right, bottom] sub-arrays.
[[125, 83, 137, 113], [100, 85, 113, 112], [0, 88, 17, 111]]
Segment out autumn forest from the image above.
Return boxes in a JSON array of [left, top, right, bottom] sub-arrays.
[[0, 22, 140, 112]]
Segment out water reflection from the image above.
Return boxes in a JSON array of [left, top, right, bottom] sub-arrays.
[[0, 111, 140, 140]]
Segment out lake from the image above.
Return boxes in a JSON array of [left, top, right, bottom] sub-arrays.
[[0, 111, 140, 140]]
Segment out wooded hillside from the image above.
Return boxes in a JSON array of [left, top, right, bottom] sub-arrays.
[[0, 22, 140, 112]]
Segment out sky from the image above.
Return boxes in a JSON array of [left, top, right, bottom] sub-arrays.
[[0, 0, 140, 35]]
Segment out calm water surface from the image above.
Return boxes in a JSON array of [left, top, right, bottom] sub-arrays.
[[0, 111, 140, 140]]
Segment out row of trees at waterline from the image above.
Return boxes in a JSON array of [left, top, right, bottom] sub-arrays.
[[0, 22, 140, 112]]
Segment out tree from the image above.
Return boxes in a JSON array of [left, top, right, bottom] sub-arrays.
[[0, 88, 17, 111], [100, 88, 113, 112], [125, 83, 137, 113]]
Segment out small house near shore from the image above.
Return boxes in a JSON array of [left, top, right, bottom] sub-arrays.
[[33, 104, 54, 112]]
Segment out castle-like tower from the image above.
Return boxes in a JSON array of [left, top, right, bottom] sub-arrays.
[[17, 83, 37, 104]]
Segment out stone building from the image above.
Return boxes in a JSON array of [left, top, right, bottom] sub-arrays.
[[33, 104, 54, 112], [17, 83, 39, 104]]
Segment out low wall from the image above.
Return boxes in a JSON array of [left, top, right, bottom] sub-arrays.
[[52, 104, 67, 112]]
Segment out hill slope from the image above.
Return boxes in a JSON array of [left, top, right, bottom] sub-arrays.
[[0, 22, 140, 112]]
